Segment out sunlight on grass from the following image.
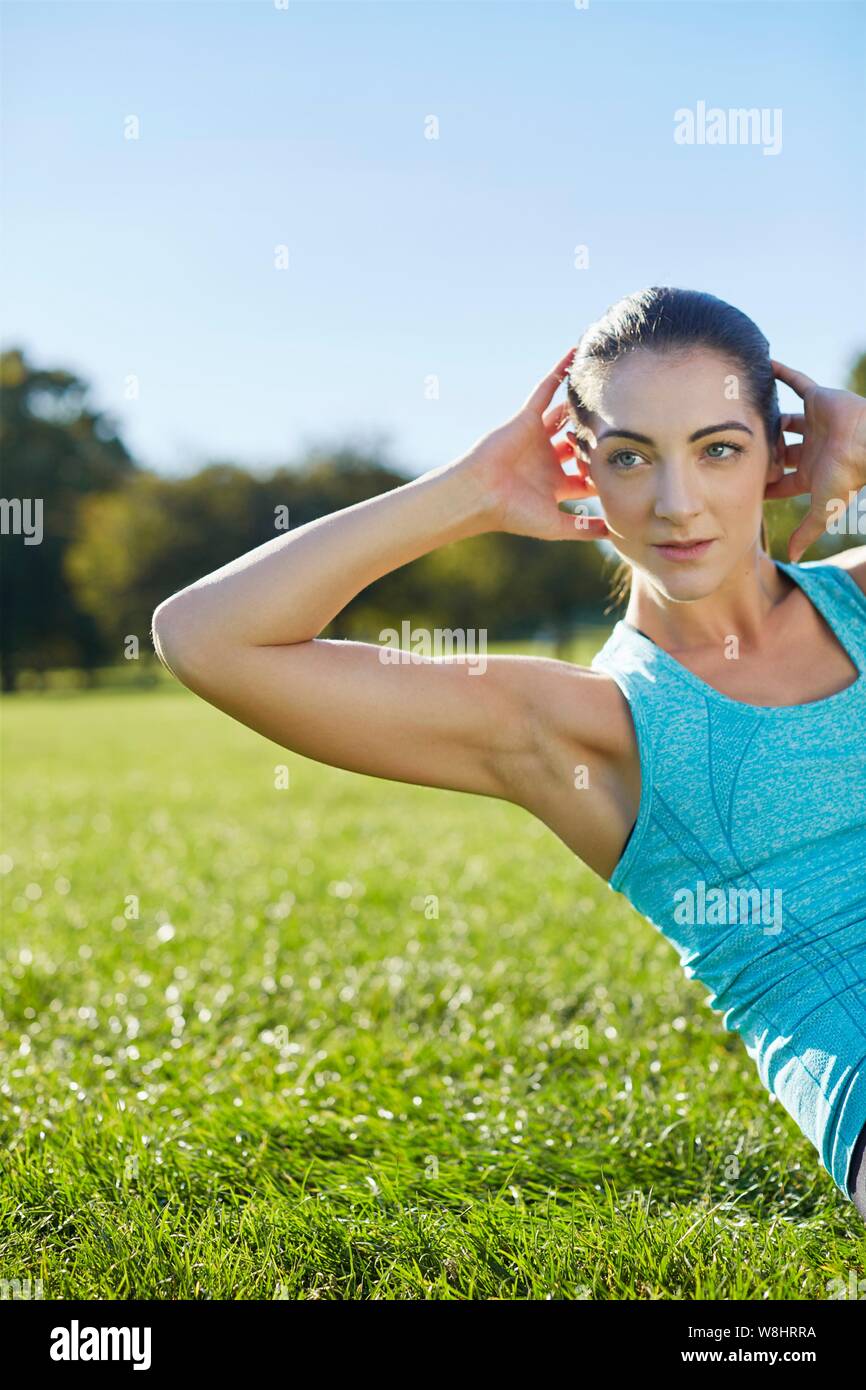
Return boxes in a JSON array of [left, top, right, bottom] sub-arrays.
[[1, 683, 863, 1299]]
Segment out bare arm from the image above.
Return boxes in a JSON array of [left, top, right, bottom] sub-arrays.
[[151, 349, 615, 803]]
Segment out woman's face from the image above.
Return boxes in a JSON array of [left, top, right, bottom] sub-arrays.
[[573, 348, 786, 596]]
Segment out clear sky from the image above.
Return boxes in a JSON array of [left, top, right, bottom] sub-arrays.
[[3, 0, 865, 480]]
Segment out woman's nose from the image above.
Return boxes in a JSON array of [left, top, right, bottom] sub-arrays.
[[653, 471, 704, 523], [654, 496, 704, 524]]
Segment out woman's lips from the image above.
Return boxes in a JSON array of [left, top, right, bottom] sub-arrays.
[[652, 539, 716, 561]]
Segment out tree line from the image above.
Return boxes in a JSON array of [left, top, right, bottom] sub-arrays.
[[1, 345, 863, 692]]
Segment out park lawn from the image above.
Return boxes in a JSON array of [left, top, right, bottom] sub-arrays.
[[1, 680, 864, 1300]]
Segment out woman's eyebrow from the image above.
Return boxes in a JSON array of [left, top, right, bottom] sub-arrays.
[[596, 421, 754, 445]]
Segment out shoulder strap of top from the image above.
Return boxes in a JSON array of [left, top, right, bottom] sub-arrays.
[[590, 558, 866, 706], [777, 558, 866, 672], [589, 619, 684, 747]]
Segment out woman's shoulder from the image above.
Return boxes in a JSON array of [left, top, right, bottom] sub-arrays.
[[805, 543, 866, 596]]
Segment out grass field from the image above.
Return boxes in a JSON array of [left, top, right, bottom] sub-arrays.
[[2, 661, 865, 1299]]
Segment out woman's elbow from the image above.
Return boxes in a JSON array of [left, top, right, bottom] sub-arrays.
[[151, 594, 211, 685]]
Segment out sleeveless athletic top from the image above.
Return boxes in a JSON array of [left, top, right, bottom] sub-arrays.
[[589, 559, 866, 1198]]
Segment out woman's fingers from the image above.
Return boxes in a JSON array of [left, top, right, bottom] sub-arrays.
[[551, 432, 591, 464], [764, 469, 808, 499], [555, 459, 599, 495], [771, 359, 817, 400], [551, 435, 598, 489], [525, 346, 578, 414], [550, 428, 591, 466], [553, 437, 582, 477], [787, 505, 830, 564], [779, 441, 803, 470], [542, 399, 572, 435], [555, 503, 611, 541], [781, 413, 806, 435]]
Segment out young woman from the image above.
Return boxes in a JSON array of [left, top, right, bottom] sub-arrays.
[[152, 287, 866, 1221]]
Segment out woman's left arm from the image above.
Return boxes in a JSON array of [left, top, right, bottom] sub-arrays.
[[764, 360, 866, 571]]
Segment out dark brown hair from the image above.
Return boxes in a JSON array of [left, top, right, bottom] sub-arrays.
[[565, 287, 779, 610]]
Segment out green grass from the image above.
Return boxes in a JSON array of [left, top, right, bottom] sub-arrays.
[[1, 674, 864, 1300]]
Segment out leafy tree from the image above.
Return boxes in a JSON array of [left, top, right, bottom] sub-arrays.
[[66, 455, 411, 653], [0, 348, 136, 689]]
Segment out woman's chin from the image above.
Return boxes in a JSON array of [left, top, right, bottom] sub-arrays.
[[641, 550, 724, 598]]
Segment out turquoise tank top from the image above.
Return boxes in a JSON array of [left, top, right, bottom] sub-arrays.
[[590, 559, 866, 1197]]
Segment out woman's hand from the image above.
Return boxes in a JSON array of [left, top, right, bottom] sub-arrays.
[[459, 347, 611, 542], [764, 359, 866, 563]]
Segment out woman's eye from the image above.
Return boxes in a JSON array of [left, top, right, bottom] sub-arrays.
[[705, 441, 743, 459], [610, 450, 643, 470], [609, 441, 744, 469]]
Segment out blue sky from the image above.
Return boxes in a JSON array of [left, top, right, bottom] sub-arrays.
[[3, 0, 865, 480]]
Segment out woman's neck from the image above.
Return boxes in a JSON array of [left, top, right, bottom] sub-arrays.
[[623, 549, 794, 655]]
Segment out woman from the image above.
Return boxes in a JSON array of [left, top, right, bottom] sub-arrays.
[[152, 287, 866, 1220]]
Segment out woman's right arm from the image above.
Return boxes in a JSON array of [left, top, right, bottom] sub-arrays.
[[151, 349, 619, 804]]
